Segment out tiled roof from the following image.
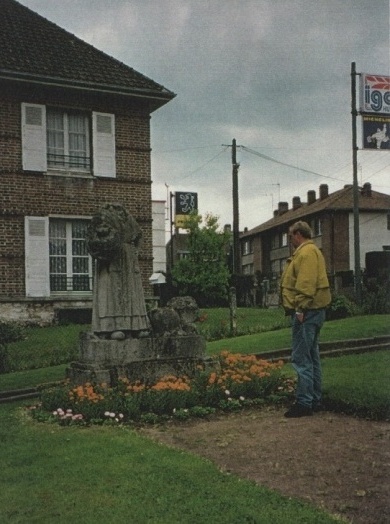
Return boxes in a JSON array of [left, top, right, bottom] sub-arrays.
[[0, 0, 175, 106], [242, 184, 390, 237]]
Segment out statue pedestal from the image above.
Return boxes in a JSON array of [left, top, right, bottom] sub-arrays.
[[67, 331, 214, 386]]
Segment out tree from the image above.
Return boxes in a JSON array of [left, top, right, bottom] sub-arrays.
[[171, 213, 231, 306]]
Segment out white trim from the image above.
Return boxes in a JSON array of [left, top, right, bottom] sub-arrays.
[[21, 103, 47, 172], [92, 112, 116, 177]]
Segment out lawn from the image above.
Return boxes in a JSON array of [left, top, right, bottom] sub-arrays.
[[0, 312, 388, 522], [0, 401, 338, 523]]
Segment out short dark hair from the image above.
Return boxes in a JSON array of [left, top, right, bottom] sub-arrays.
[[290, 221, 312, 239]]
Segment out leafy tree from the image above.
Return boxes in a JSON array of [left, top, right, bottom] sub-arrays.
[[171, 213, 231, 306]]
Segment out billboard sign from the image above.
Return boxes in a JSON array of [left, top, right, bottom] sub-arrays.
[[174, 192, 198, 228], [360, 73, 390, 114], [362, 114, 390, 150]]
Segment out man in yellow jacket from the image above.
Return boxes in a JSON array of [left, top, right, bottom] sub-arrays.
[[281, 221, 331, 417]]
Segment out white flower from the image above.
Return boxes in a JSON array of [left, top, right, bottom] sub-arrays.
[[115, 418, 119, 422], [119, 413, 124, 419], [239, 396, 245, 401], [104, 411, 110, 417], [52, 411, 58, 416], [66, 409, 72, 414], [109, 412, 115, 418], [225, 390, 230, 396]]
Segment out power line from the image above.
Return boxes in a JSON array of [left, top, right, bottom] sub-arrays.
[[240, 146, 347, 183]]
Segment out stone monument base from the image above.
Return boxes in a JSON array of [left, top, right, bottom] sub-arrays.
[[67, 331, 216, 386]]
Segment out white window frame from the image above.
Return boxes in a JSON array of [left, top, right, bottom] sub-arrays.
[[49, 219, 93, 295], [46, 109, 91, 172]]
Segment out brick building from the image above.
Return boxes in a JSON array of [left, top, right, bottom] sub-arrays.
[[0, 0, 175, 324], [240, 183, 390, 293]]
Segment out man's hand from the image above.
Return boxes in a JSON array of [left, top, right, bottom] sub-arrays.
[[295, 311, 305, 323]]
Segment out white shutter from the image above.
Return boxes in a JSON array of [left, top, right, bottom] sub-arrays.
[[92, 112, 116, 177], [25, 217, 50, 297], [21, 103, 47, 172]]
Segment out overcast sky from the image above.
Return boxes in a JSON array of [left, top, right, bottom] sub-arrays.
[[19, 0, 390, 231]]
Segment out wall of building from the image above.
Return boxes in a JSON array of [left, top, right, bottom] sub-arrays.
[[0, 80, 155, 324], [349, 212, 390, 270], [151, 200, 167, 273]]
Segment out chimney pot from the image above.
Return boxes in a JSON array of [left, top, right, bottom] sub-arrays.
[[307, 190, 316, 205], [278, 201, 289, 215], [319, 184, 329, 199], [292, 196, 302, 210], [361, 182, 372, 197]]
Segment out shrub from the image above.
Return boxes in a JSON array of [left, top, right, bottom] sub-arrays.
[[326, 294, 360, 320], [362, 279, 390, 314]]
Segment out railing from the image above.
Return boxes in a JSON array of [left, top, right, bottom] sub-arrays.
[[50, 275, 93, 293], [47, 154, 91, 170]]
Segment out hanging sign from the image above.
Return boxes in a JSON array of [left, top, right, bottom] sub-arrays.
[[362, 114, 390, 150], [360, 73, 390, 114], [174, 192, 198, 228]]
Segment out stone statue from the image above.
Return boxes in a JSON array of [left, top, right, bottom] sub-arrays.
[[87, 203, 150, 339]]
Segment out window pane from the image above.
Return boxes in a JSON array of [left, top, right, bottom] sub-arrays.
[[72, 239, 87, 256], [47, 111, 65, 166], [72, 275, 91, 291], [72, 221, 88, 238], [50, 219, 91, 293], [50, 275, 67, 291], [73, 257, 89, 273], [49, 239, 66, 256], [50, 257, 66, 273], [69, 114, 87, 168]]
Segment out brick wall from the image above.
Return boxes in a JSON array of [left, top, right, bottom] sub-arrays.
[[0, 80, 155, 313]]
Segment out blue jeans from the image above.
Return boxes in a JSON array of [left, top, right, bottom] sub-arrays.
[[290, 309, 326, 408]]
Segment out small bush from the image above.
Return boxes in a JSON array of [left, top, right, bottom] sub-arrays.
[[362, 280, 390, 314], [326, 294, 360, 320]]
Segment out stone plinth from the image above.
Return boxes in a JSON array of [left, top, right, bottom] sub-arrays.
[[67, 331, 211, 386]]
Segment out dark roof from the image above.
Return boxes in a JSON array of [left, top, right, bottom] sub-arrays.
[[242, 184, 390, 237], [0, 0, 175, 108]]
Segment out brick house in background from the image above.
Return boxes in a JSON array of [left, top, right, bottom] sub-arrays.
[[240, 183, 390, 297], [0, 0, 175, 324]]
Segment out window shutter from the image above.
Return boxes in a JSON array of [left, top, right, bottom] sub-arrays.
[[25, 217, 50, 297], [21, 103, 47, 172], [92, 112, 116, 177]]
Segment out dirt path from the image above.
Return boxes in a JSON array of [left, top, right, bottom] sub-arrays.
[[139, 406, 390, 524]]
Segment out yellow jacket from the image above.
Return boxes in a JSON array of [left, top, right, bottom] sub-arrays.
[[281, 240, 331, 312]]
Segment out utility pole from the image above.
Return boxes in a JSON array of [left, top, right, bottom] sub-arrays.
[[232, 138, 240, 274], [351, 62, 362, 305]]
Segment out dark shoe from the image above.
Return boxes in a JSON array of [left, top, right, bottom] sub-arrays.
[[313, 403, 325, 412], [284, 404, 313, 418]]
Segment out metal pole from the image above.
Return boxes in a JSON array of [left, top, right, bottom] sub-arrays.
[[169, 191, 174, 273], [232, 138, 240, 274], [351, 62, 362, 304]]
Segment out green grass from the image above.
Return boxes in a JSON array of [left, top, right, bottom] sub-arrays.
[[321, 350, 390, 419], [198, 307, 289, 339], [0, 402, 337, 524], [0, 313, 388, 393], [0, 313, 388, 521], [3, 323, 86, 372], [0, 365, 67, 392], [207, 314, 390, 355]]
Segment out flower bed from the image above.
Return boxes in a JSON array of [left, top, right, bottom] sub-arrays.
[[30, 352, 295, 426]]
